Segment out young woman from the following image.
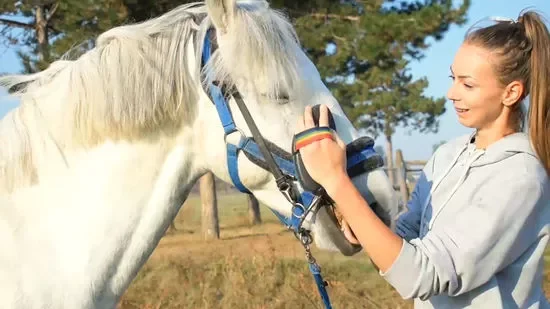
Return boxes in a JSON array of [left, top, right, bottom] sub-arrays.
[[295, 10, 550, 308]]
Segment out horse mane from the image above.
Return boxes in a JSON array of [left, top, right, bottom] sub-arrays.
[[0, 0, 303, 193], [1, 3, 207, 144]]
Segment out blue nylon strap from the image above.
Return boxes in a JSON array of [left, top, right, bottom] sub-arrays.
[[309, 263, 333, 309], [210, 83, 237, 135], [269, 208, 292, 227], [213, 83, 249, 193], [202, 29, 249, 193], [226, 142, 251, 194], [201, 30, 211, 65], [241, 139, 296, 176], [347, 147, 377, 170]]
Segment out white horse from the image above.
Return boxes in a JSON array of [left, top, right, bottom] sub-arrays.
[[0, 0, 398, 308]]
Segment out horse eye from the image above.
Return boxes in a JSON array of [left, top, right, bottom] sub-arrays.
[[262, 92, 290, 105], [278, 93, 290, 101], [276, 95, 290, 105]]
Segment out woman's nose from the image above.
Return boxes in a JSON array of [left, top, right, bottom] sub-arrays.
[[446, 83, 459, 102]]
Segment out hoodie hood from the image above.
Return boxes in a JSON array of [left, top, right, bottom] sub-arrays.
[[450, 131, 536, 167], [421, 131, 537, 230]]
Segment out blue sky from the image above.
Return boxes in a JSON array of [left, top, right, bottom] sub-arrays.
[[1, 1, 548, 160]]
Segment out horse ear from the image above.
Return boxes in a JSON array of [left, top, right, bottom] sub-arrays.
[[206, 0, 237, 33]]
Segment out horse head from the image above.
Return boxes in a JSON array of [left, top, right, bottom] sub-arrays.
[[196, 0, 398, 255]]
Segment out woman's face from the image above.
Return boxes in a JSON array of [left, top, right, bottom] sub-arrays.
[[446, 43, 508, 130]]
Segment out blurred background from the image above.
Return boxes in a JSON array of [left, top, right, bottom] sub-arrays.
[[1, 1, 548, 308]]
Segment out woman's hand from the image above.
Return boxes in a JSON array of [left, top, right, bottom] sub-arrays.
[[341, 219, 361, 244], [297, 105, 402, 274], [295, 104, 348, 192]]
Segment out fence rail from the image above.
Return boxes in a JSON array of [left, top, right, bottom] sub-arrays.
[[383, 149, 427, 204]]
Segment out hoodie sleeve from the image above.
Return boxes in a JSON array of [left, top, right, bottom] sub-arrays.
[[380, 174, 546, 300], [394, 155, 435, 241]]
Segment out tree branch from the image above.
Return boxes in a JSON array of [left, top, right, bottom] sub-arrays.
[[46, 3, 59, 22], [0, 18, 34, 30], [332, 34, 348, 42], [308, 13, 360, 22]]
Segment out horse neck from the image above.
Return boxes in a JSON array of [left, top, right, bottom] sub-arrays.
[[0, 104, 205, 307]]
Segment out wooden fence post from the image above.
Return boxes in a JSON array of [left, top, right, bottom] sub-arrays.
[[200, 172, 220, 240]]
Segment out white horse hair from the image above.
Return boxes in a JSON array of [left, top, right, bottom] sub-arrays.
[[0, 0, 398, 308]]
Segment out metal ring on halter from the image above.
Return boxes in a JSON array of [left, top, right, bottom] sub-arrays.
[[293, 202, 307, 219], [296, 195, 324, 227], [223, 127, 247, 145]]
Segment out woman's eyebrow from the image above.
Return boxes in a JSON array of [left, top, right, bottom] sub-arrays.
[[450, 65, 475, 80]]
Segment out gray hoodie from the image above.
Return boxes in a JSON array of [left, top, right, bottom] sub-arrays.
[[381, 131, 550, 308]]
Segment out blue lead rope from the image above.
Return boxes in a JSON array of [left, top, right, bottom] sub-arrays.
[[310, 263, 333, 309]]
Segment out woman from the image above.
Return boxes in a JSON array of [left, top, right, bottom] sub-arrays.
[[296, 10, 550, 308]]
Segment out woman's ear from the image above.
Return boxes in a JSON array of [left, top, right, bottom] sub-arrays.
[[502, 80, 525, 107]]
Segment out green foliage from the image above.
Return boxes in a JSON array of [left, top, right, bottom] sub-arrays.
[[122, 0, 184, 22], [1, 0, 470, 141], [0, 0, 127, 73], [288, 0, 471, 139]]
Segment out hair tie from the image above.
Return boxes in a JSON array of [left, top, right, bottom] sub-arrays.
[[490, 16, 517, 24]]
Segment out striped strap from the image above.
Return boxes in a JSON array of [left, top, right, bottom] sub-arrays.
[[294, 127, 334, 152]]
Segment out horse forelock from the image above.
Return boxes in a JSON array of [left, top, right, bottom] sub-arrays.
[[199, 1, 303, 101]]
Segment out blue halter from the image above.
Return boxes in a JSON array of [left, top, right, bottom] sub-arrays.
[[200, 30, 380, 232], [200, 28, 381, 309]]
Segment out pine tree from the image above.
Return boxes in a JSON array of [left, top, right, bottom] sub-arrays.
[[0, 0, 127, 73], [287, 0, 470, 182]]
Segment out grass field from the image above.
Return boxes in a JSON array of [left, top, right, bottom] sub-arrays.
[[118, 193, 550, 309]]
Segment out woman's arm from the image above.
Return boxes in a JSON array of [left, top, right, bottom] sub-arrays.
[[296, 105, 547, 300], [393, 169, 431, 241], [325, 171, 403, 273]]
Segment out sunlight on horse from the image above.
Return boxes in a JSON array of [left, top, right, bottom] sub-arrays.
[[0, 0, 397, 308]]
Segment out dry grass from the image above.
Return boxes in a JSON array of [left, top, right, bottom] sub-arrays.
[[118, 193, 550, 309]]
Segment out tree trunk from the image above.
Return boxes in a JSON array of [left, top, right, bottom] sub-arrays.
[[200, 172, 219, 240], [247, 194, 262, 225], [395, 149, 410, 205], [34, 5, 50, 64], [385, 134, 395, 188]]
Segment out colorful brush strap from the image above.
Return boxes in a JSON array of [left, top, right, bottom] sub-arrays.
[[294, 127, 334, 152]]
